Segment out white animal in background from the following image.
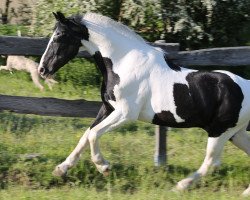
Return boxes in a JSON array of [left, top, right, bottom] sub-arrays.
[[0, 55, 57, 90]]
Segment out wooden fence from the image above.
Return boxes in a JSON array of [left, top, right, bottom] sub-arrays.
[[1, 36, 250, 66], [1, 35, 250, 166]]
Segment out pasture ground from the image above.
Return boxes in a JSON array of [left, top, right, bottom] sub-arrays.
[[0, 70, 249, 200]]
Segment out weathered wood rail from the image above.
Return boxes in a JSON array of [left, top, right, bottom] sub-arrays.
[[1, 36, 250, 66], [0, 94, 101, 118], [0, 35, 250, 166]]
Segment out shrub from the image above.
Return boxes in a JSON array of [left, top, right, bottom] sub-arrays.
[[55, 58, 101, 88]]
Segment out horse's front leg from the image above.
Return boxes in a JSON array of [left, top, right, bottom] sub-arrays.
[[53, 128, 91, 176], [53, 104, 109, 176], [88, 108, 129, 174], [53, 104, 130, 176]]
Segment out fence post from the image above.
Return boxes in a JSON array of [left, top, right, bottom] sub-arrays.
[[154, 125, 167, 166]]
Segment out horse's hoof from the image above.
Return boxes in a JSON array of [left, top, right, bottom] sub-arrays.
[[175, 179, 193, 191], [52, 166, 67, 177], [95, 161, 110, 175], [174, 185, 185, 192], [103, 168, 110, 176]]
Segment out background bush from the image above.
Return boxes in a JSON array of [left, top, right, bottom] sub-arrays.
[[55, 58, 101, 88]]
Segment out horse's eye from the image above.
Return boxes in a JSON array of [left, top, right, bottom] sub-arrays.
[[53, 33, 62, 42]]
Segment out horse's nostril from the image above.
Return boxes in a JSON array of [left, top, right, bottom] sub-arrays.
[[39, 67, 45, 74]]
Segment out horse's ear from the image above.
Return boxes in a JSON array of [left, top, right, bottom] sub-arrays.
[[53, 12, 66, 23]]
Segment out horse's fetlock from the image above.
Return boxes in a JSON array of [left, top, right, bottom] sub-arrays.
[[53, 164, 68, 177], [92, 154, 103, 164]]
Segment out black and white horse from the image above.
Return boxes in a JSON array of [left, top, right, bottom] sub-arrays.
[[38, 12, 250, 196]]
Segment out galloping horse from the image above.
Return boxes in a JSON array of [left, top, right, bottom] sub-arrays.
[[38, 12, 250, 196]]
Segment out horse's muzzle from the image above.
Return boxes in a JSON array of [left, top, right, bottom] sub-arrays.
[[38, 66, 50, 79]]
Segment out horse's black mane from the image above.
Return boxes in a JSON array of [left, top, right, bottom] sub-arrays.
[[53, 14, 83, 29], [69, 14, 83, 25], [53, 13, 88, 40]]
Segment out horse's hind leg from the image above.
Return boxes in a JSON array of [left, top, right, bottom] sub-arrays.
[[231, 126, 250, 156], [230, 127, 250, 197], [176, 126, 241, 191]]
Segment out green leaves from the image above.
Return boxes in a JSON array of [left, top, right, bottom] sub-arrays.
[[32, 0, 250, 49]]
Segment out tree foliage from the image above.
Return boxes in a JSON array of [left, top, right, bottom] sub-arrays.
[[31, 0, 250, 50], [2, 0, 249, 87]]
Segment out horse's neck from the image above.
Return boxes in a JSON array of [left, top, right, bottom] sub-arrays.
[[84, 24, 146, 61]]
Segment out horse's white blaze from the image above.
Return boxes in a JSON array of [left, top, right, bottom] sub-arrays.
[[38, 32, 56, 72]]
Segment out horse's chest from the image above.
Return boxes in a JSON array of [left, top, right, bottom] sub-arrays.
[[93, 51, 120, 103]]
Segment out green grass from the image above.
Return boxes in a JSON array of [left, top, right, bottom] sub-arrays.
[[0, 70, 100, 100], [0, 185, 248, 200], [0, 69, 249, 199]]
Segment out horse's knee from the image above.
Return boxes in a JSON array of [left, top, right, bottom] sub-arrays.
[[88, 131, 97, 144]]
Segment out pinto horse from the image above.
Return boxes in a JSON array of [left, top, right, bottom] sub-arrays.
[[38, 12, 250, 196]]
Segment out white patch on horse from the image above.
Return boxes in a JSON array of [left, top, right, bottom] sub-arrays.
[[149, 66, 195, 123]]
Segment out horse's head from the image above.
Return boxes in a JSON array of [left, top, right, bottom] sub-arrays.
[[38, 12, 89, 78]]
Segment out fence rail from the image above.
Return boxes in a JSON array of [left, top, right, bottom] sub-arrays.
[[0, 94, 101, 118], [0, 35, 250, 166], [1, 36, 250, 66]]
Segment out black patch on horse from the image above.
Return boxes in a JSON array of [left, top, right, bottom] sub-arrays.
[[152, 84, 201, 128], [164, 54, 181, 71], [152, 71, 244, 137], [186, 72, 244, 137], [90, 51, 120, 129], [90, 103, 114, 129], [93, 51, 120, 102], [152, 110, 180, 127]]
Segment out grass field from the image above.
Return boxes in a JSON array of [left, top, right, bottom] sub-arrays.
[[0, 70, 249, 199]]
